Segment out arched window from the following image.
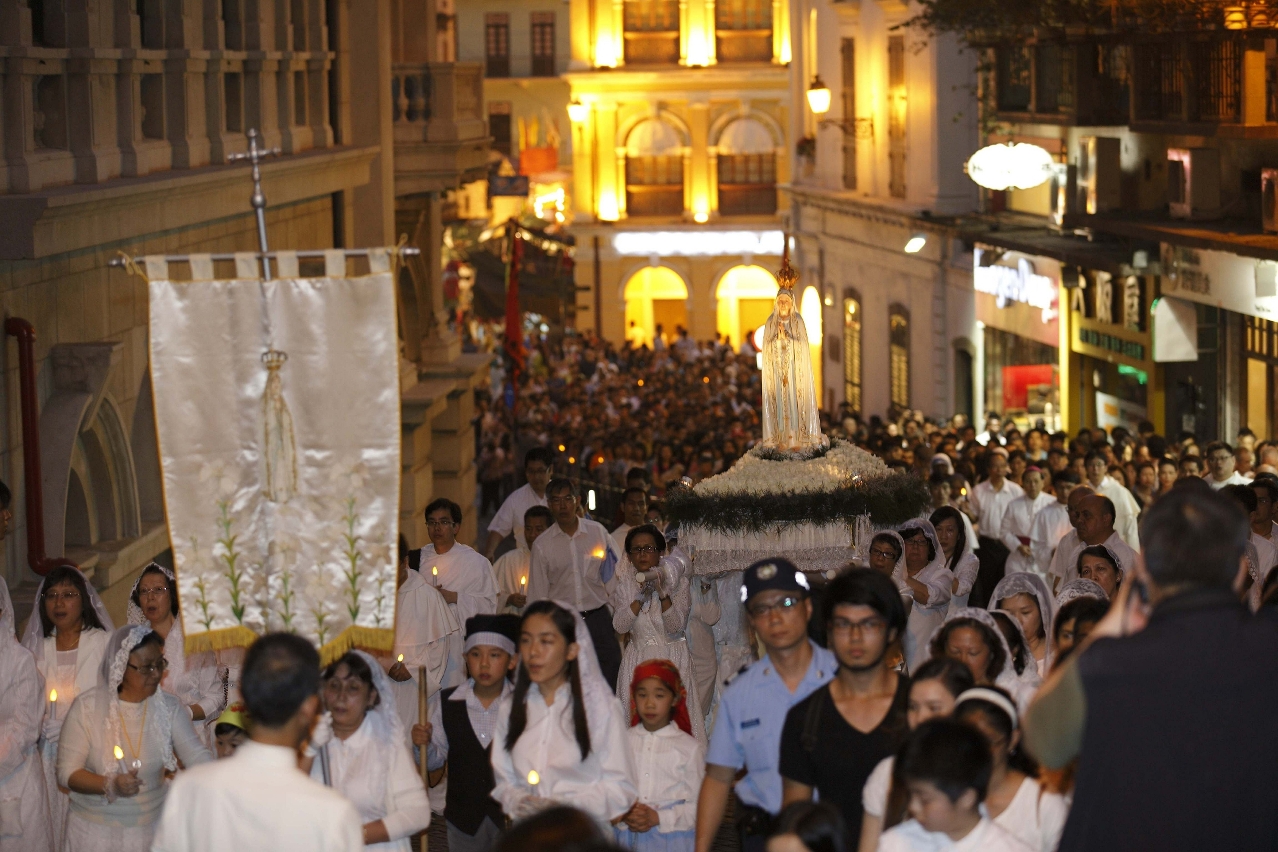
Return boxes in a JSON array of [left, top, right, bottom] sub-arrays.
[[626, 119, 684, 216], [717, 117, 776, 216], [889, 304, 910, 414], [843, 289, 862, 413]]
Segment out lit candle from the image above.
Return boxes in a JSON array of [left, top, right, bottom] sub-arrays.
[[520, 575, 527, 587], [49, 689, 57, 721], [431, 566, 438, 577], [527, 769, 540, 795], [114, 745, 128, 773], [397, 654, 404, 664], [591, 547, 605, 560]]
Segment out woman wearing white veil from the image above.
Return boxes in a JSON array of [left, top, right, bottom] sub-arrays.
[[894, 520, 954, 673], [126, 564, 225, 749], [491, 600, 637, 828], [987, 572, 1057, 677], [0, 576, 52, 852], [1054, 578, 1108, 607], [20, 565, 114, 851], [759, 260, 826, 454], [57, 625, 212, 852], [925, 608, 1037, 715], [302, 649, 431, 850]]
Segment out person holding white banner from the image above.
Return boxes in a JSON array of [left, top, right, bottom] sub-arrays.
[[414, 499, 501, 630]]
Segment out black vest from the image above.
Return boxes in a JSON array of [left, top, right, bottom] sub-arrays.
[[440, 686, 506, 836]]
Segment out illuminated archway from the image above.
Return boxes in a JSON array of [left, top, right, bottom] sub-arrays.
[[800, 285, 824, 407], [623, 266, 688, 348], [715, 265, 778, 350]]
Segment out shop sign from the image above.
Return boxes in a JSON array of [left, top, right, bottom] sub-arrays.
[[973, 249, 1058, 323], [1160, 243, 1278, 320], [1072, 271, 1145, 332], [1078, 327, 1146, 361]]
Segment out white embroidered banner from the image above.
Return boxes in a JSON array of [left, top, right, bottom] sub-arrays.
[[148, 264, 400, 662]]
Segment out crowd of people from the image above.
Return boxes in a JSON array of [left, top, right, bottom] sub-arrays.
[[4, 325, 1278, 852]]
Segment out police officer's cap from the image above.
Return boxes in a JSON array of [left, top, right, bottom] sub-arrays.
[[741, 557, 810, 603]]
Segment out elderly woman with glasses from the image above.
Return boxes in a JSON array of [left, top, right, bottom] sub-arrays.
[[57, 625, 212, 852], [610, 523, 706, 743], [127, 564, 226, 748]]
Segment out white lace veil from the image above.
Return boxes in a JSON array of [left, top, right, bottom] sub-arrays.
[[552, 599, 614, 713], [987, 572, 1057, 657], [896, 519, 947, 578], [926, 607, 1019, 689], [20, 566, 115, 655], [349, 649, 408, 749], [126, 563, 175, 626], [100, 625, 179, 787], [1056, 578, 1109, 606]]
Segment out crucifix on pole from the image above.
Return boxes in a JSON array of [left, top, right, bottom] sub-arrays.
[[228, 128, 282, 278]]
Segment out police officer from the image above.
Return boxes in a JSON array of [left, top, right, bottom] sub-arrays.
[[694, 557, 835, 852]]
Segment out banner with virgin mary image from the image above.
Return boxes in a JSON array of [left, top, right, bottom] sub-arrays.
[[146, 251, 400, 663]]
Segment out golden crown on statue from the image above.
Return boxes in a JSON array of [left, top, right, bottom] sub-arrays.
[[776, 256, 798, 292], [261, 349, 289, 371]]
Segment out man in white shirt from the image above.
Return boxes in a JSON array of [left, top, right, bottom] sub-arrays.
[[1031, 472, 1082, 577], [483, 447, 553, 559], [1203, 441, 1251, 490], [1084, 451, 1141, 551], [968, 449, 1024, 607], [152, 634, 364, 852], [416, 499, 500, 629], [528, 477, 623, 689], [1002, 467, 1055, 576], [1047, 495, 1137, 589], [611, 486, 649, 550], [975, 413, 1005, 447], [491, 505, 552, 615]]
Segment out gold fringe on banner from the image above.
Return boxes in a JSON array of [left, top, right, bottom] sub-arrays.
[[183, 625, 260, 657], [319, 625, 396, 668]]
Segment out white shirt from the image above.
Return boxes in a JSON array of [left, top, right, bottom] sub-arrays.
[[1001, 493, 1055, 576], [488, 484, 548, 552], [897, 559, 954, 673], [307, 715, 431, 851], [417, 543, 501, 630], [382, 570, 462, 741], [490, 681, 638, 824], [0, 632, 49, 852], [993, 777, 1069, 852], [1046, 529, 1138, 586], [621, 723, 703, 835], [970, 479, 1025, 540], [1091, 476, 1142, 551], [1030, 501, 1073, 577], [492, 548, 530, 616], [528, 519, 620, 613], [153, 740, 363, 852], [878, 816, 1033, 852], [1248, 532, 1278, 611], [1208, 471, 1251, 490], [946, 552, 980, 615], [610, 523, 633, 551]]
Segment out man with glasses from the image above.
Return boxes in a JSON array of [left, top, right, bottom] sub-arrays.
[[778, 569, 909, 848], [483, 447, 554, 560], [695, 558, 834, 852], [526, 478, 623, 689], [415, 498, 500, 633], [1203, 440, 1250, 490]]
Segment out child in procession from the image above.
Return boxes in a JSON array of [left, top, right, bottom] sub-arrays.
[[413, 614, 521, 852], [614, 660, 703, 851], [490, 600, 637, 828]]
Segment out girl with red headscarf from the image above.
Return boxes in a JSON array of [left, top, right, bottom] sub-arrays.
[[613, 660, 704, 851]]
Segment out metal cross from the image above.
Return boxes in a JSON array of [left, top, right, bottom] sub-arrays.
[[228, 128, 282, 277]]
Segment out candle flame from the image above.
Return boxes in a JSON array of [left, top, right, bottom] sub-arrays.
[[527, 770, 540, 786], [432, 566, 438, 576], [591, 547, 605, 559], [114, 745, 124, 760], [49, 689, 57, 702], [397, 654, 404, 663], [520, 575, 527, 586]]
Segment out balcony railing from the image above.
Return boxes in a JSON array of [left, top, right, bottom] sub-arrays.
[[392, 62, 486, 143], [624, 0, 680, 64]]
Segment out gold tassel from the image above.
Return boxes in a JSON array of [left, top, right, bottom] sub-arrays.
[[183, 625, 259, 656], [318, 625, 396, 667]]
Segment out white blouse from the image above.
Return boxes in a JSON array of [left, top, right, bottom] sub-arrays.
[[0, 639, 50, 852], [624, 724, 703, 833], [991, 777, 1068, 852], [36, 628, 110, 742], [491, 681, 637, 825], [307, 713, 430, 851], [156, 622, 224, 746], [57, 688, 212, 827]]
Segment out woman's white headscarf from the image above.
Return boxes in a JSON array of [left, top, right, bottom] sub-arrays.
[[927, 607, 1028, 703], [987, 572, 1057, 659], [126, 563, 174, 627], [1056, 578, 1109, 606], [895, 519, 946, 581], [99, 625, 179, 788], [349, 648, 408, 749], [20, 566, 115, 655], [550, 600, 615, 714]]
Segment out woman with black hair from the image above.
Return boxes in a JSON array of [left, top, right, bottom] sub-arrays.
[[954, 687, 1067, 852], [491, 600, 637, 826], [895, 520, 953, 673], [1075, 546, 1123, 599], [930, 507, 978, 615], [126, 563, 225, 749], [769, 801, 847, 852], [21, 563, 115, 850]]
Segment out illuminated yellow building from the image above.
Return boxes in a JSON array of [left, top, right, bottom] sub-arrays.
[[566, 0, 799, 353]]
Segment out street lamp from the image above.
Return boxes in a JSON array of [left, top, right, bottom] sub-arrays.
[[903, 234, 927, 254], [567, 99, 590, 123], [806, 76, 832, 115], [807, 75, 874, 139]]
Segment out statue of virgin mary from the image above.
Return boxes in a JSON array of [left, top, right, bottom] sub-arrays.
[[760, 258, 827, 454]]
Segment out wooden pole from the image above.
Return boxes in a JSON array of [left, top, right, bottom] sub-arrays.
[[419, 665, 429, 852]]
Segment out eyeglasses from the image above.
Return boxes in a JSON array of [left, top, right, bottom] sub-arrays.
[[138, 587, 170, 599], [747, 596, 804, 618], [831, 616, 887, 635], [869, 547, 899, 560], [425, 518, 456, 529], [127, 659, 167, 676], [628, 545, 660, 556], [903, 538, 930, 548], [43, 590, 81, 603]]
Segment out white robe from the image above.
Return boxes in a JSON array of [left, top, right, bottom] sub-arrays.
[[1093, 476, 1142, 551], [381, 569, 461, 745], [154, 621, 225, 750], [1030, 501, 1072, 578], [945, 552, 980, 617], [417, 543, 500, 632], [1001, 493, 1055, 576], [896, 558, 955, 674], [0, 616, 50, 852], [685, 577, 721, 718], [491, 548, 530, 616], [1046, 529, 1138, 587]]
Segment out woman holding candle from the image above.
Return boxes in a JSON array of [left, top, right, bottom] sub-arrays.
[[20, 565, 114, 851], [0, 567, 53, 852], [56, 625, 212, 852], [126, 564, 225, 749], [491, 600, 637, 828], [302, 650, 431, 850]]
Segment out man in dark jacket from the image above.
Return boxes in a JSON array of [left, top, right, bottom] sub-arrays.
[[1025, 487, 1278, 852]]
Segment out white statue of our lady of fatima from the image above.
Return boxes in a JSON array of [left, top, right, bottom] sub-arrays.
[[760, 257, 828, 454]]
